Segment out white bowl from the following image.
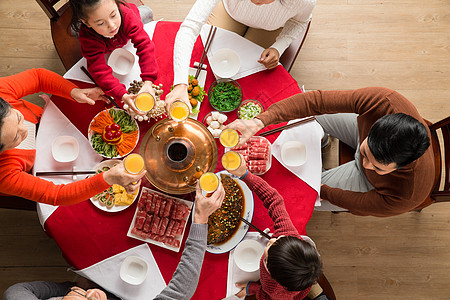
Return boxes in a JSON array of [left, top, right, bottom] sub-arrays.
[[107, 48, 135, 75], [210, 48, 240, 78], [120, 256, 148, 285], [234, 239, 265, 273], [281, 141, 307, 167], [52, 136, 79, 163]]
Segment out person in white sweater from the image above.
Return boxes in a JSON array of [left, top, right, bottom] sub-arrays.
[[165, 0, 315, 111]]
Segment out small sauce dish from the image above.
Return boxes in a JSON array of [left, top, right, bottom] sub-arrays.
[[281, 141, 307, 167], [52, 136, 79, 163], [120, 256, 148, 285]]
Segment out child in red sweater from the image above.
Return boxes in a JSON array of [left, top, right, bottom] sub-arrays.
[[69, 0, 158, 114], [229, 158, 322, 299]]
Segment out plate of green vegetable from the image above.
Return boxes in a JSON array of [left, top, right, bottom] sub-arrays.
[[208, 78, 243, 112], [237, 99, 264, 120]]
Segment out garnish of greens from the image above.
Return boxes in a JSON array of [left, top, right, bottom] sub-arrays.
[[209, 82, 241, 112], [239, 102, 263, 120], [90, 109, 138, 158]]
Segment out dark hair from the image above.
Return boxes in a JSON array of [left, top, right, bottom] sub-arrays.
[[367, 113, 430, 168], [267, 236, 322, 291], [68, 0, 126, 34], [0, 97, 12, 153]]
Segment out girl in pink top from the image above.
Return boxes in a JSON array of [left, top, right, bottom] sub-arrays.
[[69, 0, 158, 114]]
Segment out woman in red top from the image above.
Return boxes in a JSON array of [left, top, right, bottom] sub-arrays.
[[69, 0, 158, 114], [229, 157, 322, 299], [0, 68, 145, 206]]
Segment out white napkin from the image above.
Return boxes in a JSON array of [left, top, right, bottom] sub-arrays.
[[271, 118, 324, 206], [74, 244, 166, 300], [34, 100, 103, 226], [63, 21, 160, 86], [225, 232, 267, 298], [200, 24, 275, 80]]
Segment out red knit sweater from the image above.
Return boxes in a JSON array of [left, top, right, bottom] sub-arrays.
[[0, 69, 110, 206], [79, 2, 158, 101], [243, 172, 311, 299]]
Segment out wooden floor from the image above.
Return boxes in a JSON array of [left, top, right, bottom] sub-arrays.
[[1, 0, 449, 298]]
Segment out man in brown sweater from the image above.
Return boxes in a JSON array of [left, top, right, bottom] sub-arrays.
[[228, 87, 434, 217]]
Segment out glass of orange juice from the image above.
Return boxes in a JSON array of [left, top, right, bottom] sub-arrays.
[[221, 150, 242, 171], [219, 128, 239, 148], [123, 153, 145, 174], [134, 92, 155, 113], [169, 101, 190, 122], [199, 172, 219, 194]]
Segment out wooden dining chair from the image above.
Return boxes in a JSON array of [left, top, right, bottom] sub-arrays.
[[35, 0, 144, 71], [337, 115, 450, 211], [279, 21, 311, 73], [244, 272, 337, 300]]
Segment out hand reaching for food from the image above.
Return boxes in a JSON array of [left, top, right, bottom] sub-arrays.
[[225, 118, 265, 147], [235, 282, 249, 298], [258, 47, 280, 69], [70, 87, 109, 105]]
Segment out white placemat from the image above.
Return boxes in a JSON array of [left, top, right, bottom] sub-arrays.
[[200, 24, 277, 80], [74, 244, 166, 300], [271, 118, 324, 206], [34, 99, 103, 226]]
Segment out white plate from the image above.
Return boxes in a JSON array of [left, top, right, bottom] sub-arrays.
[[204, 170, 254, 254], [188, 67, 207, 120], [88, 108, 139, 159], [90, 160, 139, 212]]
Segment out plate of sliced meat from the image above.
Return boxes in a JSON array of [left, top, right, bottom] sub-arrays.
[[127, 187, 193, 252], [231, 136, 272, 175]]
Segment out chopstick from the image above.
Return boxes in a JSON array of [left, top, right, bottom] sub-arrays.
[[36, 171, 97, 176], [240, 217, 271, 240], [195, 26, 217, 79], [258, 116, 316, 137], [80, 66, 121, 109]]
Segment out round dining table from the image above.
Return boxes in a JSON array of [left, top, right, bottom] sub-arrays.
[[43, 21, 317, 299]]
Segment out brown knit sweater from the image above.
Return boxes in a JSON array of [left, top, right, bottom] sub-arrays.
[[257, 87, 434, 217]]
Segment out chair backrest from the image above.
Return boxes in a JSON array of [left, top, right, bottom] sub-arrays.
[[35, 0, 62, 21], [279, 20, 311, 73], [428, 116, 450, 202]]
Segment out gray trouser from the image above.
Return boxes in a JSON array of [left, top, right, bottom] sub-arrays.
[[315, 113, 374, 211]]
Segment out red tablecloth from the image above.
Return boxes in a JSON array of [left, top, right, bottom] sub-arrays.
[[44, 21, 317, 299]]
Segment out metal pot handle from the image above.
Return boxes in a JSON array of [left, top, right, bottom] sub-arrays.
[[151, 122, 174, 141], [183, 166, 204, 186]]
